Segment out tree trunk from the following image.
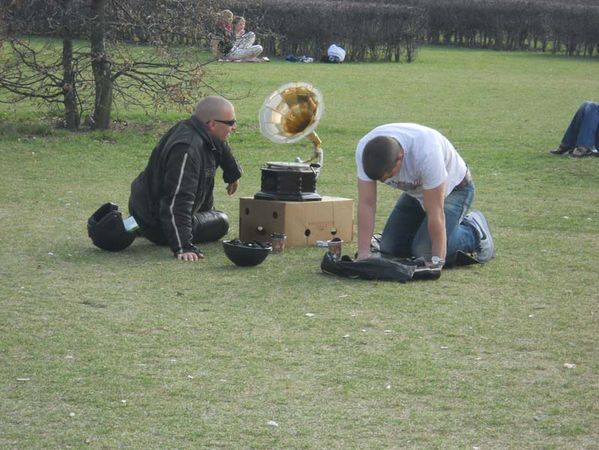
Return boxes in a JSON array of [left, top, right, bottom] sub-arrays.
[[90, 0, 112, 130], [62, 38, 80, 130]]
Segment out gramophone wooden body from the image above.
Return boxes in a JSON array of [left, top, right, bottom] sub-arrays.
[[254, 162, 321, 202]]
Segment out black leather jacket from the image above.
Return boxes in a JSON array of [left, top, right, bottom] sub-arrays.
[[128, 115, 242, 254]]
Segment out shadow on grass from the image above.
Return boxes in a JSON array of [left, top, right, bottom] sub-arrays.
[[0, 116, 172, 140], [0, 119, 55, 138]]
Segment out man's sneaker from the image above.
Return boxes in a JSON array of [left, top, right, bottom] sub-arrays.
[[549, 145, 571, 155], [464, 210, 495, 262], [569, 146, 599, 158], [370, 233, 382, 253]]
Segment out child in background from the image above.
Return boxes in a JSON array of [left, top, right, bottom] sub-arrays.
[[211, 9, 234, 59], [225, 16, 265, 62]]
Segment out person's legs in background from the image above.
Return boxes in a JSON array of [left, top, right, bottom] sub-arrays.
[[553, 101, 599, 156], [571, 101, 599, 156], [572, 101, 599, 149], [561, 102, 590, 148]]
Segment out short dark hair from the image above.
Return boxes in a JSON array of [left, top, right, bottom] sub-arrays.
[[362, 136, 401, 180]]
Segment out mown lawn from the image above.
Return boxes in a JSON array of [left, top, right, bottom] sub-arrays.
[[1, 45, 598, 449]]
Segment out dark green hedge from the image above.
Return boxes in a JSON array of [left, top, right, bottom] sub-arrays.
[[424, 0, 599, 56], [4, 0, 599, 59], [221, 0, 599, 57], [223, 0, 424, 62]]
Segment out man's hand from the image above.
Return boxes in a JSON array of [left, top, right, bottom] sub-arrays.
[[176, 251, 205, 262], [425, 256, 445, 269], [226, 180, 239, 195]]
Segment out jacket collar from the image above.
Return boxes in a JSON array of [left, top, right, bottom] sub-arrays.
[[189, 114, 209, 137], [188, 114, 222, 152]]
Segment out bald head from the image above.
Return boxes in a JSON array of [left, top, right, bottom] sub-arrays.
[[194, 96, 234, 123]]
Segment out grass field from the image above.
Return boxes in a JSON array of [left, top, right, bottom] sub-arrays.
[[1, 45, 598, 449]]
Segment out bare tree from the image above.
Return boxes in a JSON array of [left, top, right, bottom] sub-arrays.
[[90, 0, 112, 130], [0, 0, 215, 131], [0, 0, 84, 129]]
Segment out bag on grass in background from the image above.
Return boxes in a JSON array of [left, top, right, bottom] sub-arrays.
[[327, 44, 346, 63]]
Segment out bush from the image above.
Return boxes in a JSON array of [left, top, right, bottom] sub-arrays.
[[222, 0, 426, 62], [4, 0, 598, 59], [424, 0, 599, 56]]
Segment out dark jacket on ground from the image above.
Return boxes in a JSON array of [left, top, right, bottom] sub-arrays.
[[128, 115, 242, 255]]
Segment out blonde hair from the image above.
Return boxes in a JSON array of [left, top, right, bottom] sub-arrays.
[[218, 9, 233, 21]]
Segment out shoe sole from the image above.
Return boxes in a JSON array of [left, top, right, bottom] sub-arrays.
[[569, 151, 599, 158], [470, 209, 495, 261]]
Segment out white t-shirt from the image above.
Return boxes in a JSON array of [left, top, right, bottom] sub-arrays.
[[356, 123, 467, 204]]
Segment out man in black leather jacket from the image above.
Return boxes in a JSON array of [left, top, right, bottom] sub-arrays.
[[129, 96, 242, 261]]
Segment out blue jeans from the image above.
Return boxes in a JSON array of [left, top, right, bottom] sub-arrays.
[[379, 182, 477, 265], [561, 101, 599, 150]]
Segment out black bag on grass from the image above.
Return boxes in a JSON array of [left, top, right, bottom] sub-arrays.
[[320, 253, 431, 282], [320, 250, 480, 282]]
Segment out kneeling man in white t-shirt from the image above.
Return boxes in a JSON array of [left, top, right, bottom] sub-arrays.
[[355, 123, 495, 269]]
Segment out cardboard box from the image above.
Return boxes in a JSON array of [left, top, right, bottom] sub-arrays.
[[239, 196, 354, 247]]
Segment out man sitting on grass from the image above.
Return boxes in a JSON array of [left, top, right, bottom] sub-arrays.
[[128, 96, 242, 262], [355, 123, 495, 270]]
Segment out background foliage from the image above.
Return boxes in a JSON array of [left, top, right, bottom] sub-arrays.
[[0, 1, 214, 130], [6, 0, 599, 60]]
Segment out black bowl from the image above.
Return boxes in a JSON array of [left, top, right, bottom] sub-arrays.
[[222, 239, 272, 267]]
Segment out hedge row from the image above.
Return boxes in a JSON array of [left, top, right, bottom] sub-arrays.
[[4, 0, 599, 59], [222, 0, 424, 62], [424, 0, 599, 56], [1, 0, 424, 62], [2, 0, 212, 46], [222, 0, 599, 58]]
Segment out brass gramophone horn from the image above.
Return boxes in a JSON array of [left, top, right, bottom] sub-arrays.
[[259, 81, 324, 167]]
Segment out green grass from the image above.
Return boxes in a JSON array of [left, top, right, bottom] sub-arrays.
[[1, 46, 599, 449]]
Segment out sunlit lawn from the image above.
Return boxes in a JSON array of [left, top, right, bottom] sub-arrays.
[[1, 44, 598, 448]]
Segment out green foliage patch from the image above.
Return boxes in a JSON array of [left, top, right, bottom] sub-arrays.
[[1, 47, 598, 448]]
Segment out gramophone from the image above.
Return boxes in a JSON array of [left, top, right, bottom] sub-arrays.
[[256, 82, 324, 201]]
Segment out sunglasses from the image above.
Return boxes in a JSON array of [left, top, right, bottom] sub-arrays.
[[212, 119, 237, 126]]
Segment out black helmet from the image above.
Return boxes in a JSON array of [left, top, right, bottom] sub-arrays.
[[87, 202, 136, 251], [222, 239, 271, 266]]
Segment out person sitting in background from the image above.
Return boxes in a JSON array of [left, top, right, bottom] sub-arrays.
[[232, 16, 247, 41], [550, 101, 599, 157], [225, 16, 264, 62], [210, 9, 234, 60]]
